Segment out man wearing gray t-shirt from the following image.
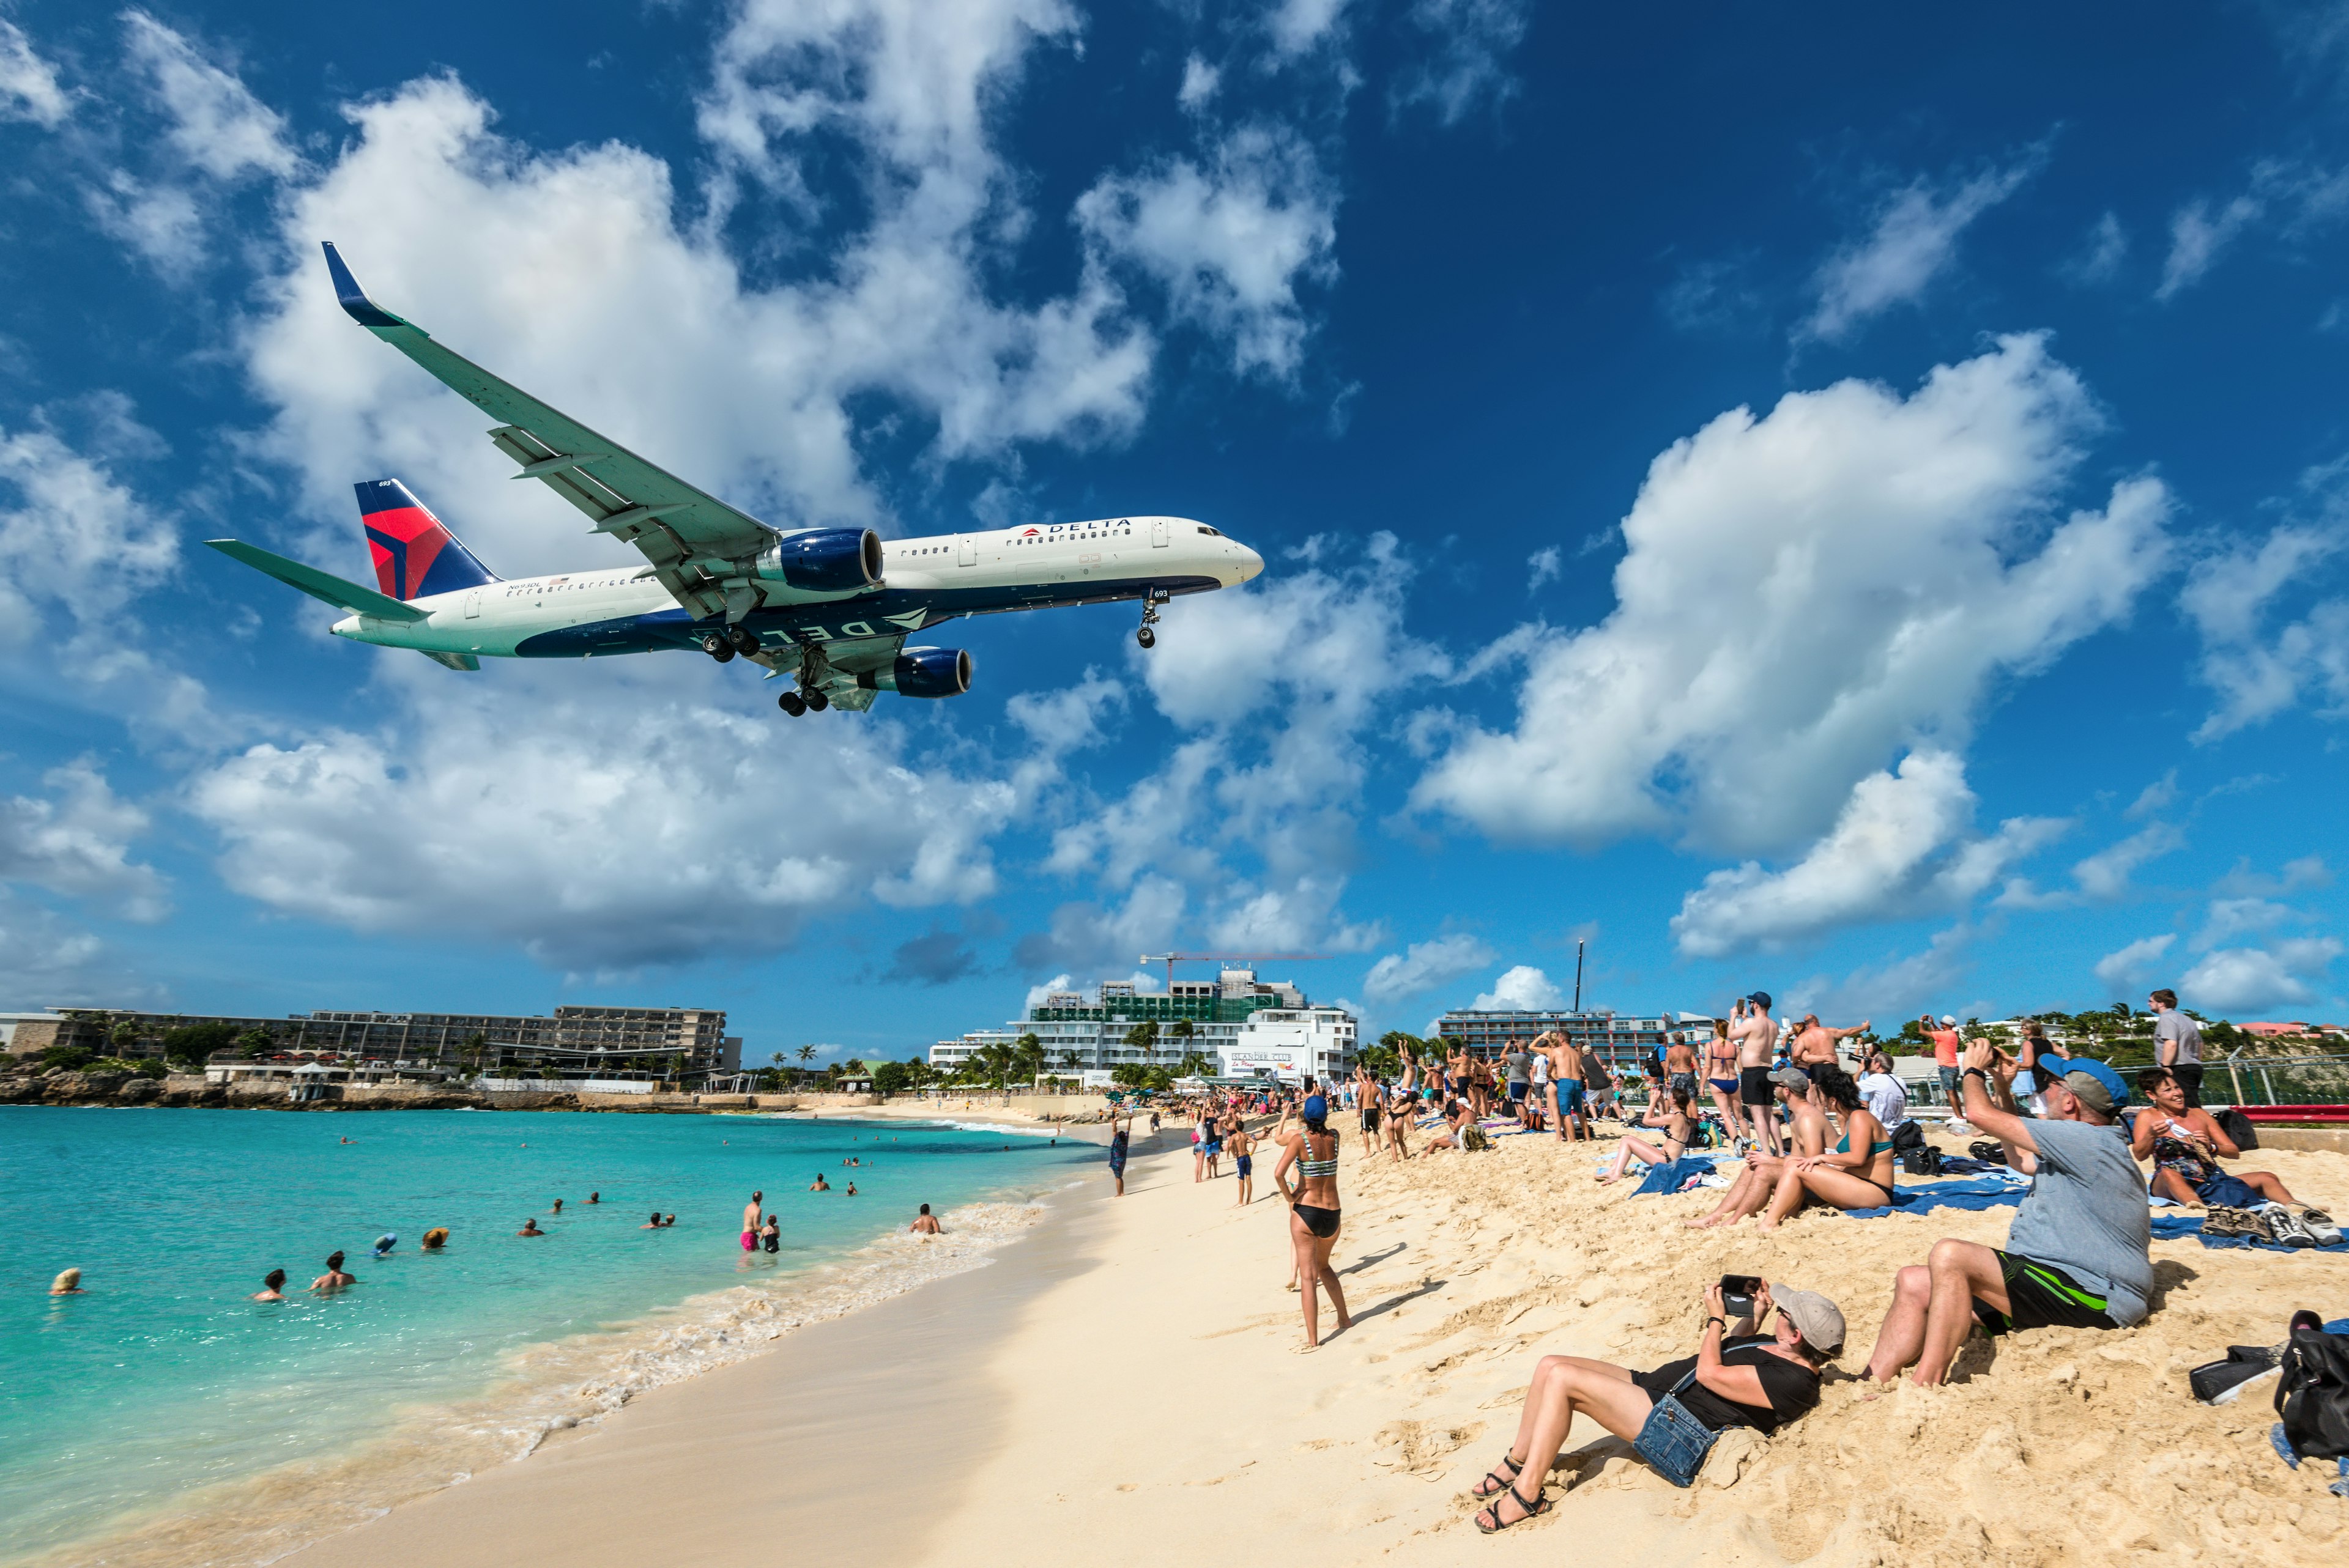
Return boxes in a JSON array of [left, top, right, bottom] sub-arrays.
[[2150, 988, 2205, 1108], [1861, 1043, 2152, 1388]]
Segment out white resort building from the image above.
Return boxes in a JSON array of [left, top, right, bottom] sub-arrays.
[[932, 969, 1357, 1085]]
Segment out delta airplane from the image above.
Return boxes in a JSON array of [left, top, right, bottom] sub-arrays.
[[208, 243, 1264, 714]]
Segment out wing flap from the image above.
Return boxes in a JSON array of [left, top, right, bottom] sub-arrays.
[[206, 539, 429, 622], [420, 650, 480, 671]]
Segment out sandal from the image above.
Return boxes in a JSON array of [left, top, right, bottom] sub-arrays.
[[1474, 1480, 1551, 1533], [1469, 1452, 1524, 1499]]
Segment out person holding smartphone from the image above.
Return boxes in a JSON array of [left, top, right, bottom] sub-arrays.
[[1466, 1279, 1843, 1529]]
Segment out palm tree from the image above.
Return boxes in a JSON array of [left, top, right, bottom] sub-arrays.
[[797, 1045, 817, 1064], [1179, 1051, 1212, 1079], [1123, 1020, 1159, 1062], [1170, 1018, 1196, 1046]]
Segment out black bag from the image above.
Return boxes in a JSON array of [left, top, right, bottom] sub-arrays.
[[2216, 1106, 2259, 1152], [1890, 1120, 1926, 1153], [2276, 1325, 2349, 1460], [1900, 1145, 1943, 1177], [1967, 1140, 2009, 1166]]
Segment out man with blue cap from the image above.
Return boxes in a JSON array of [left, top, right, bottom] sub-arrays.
[[1860, 1040, 2153, 1388]]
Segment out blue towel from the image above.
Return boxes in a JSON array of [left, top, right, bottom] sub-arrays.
[[2150, 1215, 2349, 1254], [1838, 1178, 2029, 1219], [1631, 1155, 1715, 1195]]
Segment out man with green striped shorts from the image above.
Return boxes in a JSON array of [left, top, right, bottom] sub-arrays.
[[1861, 1045, 2152, 1387]]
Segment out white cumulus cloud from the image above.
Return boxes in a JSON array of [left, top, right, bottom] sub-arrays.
[[1414, 335, 2172, 859], [121, 10, 299, 182], [1802, 155, 2040, 341], [0, 760, 168, 921], [2181, 938, 2343, 1013], [0, 416, 180, 643], [2092, 933, 2175, 994], [1470, 963, 1562, 1011], [1363, 934, 1494, 1004], [2184, 517, 2349, 741]]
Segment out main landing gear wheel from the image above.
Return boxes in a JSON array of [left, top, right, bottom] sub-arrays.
[[724, 624, 762, 656], [1136, 588, 1165, 649], [1135, 625, 1156, 648], [700, 633, 735, 663], [777, 691, 806, 716], [806, 689, 829, 712]]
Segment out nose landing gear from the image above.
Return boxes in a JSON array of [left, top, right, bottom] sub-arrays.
[[1137, 589, 1166, 649]]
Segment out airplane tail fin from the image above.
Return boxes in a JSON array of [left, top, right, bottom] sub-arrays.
[[355, 479, 500, 601]]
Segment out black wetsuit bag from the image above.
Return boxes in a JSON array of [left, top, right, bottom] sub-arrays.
[[2276, 1326, 2349, 1460]]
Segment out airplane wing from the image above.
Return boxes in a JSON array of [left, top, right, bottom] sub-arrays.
[[321, 242, 775, 623], [205, 538, 429, 622]]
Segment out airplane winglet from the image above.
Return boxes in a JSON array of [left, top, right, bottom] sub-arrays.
[[321, 242, 408, 330]]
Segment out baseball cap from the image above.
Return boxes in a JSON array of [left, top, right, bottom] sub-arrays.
[[1749, 991, 1773, 1010], [2055, 1058, 2128, 1116], [1939, 1015, 1957, 1026], [1302, 1094, 1328, 1122], [1768, 1067, 1810, 1092], [1770, 1284, 1846, 1356]]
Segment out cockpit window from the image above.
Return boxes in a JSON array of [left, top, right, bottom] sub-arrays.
[[1197, 525, 1220, 537]]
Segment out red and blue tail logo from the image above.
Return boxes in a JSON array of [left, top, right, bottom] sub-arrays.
[[355, 479, 500, 600]]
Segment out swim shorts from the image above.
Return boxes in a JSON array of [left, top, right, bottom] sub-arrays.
[[1507, 1081, 1527, 1104], [1669, 1071, 1698, 1101], [1972, 1251, 2121, 1334], [1739, 1065, 1774, 1109], [1554, 1079, 1586, 1115], [1235, 1154, 1253, 1178], [741, 1230, 756, 1251]]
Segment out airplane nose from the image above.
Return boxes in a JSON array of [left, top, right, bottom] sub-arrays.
[[1234, 543, 1264, 583]]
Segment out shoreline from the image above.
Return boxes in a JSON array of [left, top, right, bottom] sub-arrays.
[[263, 1118, 2348, 1568], [14, 1114, 1102, 1568]]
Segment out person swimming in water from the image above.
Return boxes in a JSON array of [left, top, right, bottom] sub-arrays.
[[845, 1182, 858, 1196], [760, 1216, 780, 1253], [587, 1191, 599, 1204], [517, 1219, 546, 1238], [50, 1268, 85, 1296], [644, 1212, 664, 1229], [809, 1174, 831, 1191], [421, 1227, 448, 1251], [911, 1204, 943, 1235], [251, 1269, 287, 1300], [551, 1197, 563, 1215], [311, 1252, 357, 1292]]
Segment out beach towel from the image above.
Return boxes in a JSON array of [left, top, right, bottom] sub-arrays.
[[2151, 1215, 2349, 1256], [1631, 1155, 1716, 1196], [1836, 1178, 2030, 1219]]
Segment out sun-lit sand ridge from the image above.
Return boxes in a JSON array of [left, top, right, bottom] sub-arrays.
[[288, 1120, 2346, 1567]]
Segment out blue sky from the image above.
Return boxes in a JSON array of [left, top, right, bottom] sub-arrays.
[[4, 1, 2348, 1063]]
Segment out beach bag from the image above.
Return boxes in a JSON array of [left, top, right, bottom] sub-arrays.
[[2276, 1325, 2349, 1459], [1889, 1120, 1925, 1155], [1463, 1123, 1493, 1152], [2216, 1107, 2260, 1152], [1631, 1370, 1718, 1488], [1901, 1145, 1943, 1177]]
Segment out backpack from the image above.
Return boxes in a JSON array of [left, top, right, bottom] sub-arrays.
[[1890, 1119, 1926, 1154], [2276, 1323, 2349, 1460], [2216, 1106, 2260, 1152]]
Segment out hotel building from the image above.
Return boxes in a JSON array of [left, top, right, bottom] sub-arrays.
[[933, 969, 1357, 1084]]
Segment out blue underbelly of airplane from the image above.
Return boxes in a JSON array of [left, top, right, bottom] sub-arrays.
[[511, 572, 1225, 658]]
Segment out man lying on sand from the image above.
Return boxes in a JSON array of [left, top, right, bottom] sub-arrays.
[[1862, 1046, 2151, 1388], [1468, 1279, 1844, 1529]]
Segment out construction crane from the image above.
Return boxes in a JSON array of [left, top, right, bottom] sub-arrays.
[[1137, 952, 1330, 991]]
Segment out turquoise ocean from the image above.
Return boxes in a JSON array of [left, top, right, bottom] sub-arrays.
[[0, 1106, 1096, 1566]]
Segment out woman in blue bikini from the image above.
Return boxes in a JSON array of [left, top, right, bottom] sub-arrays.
[[1755, 1063, 1895, 1230], [1271, 1093, 1351, 1350]]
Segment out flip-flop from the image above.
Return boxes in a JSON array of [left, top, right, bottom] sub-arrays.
[[1469, 1452, 1524, 1499], [1474, 1481, 1551, 1533]]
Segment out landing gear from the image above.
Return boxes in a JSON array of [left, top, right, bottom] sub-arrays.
[[1137, 589, 1165, 649], [777, 691, 806, 716], [1136, 625, 1155, 649], [806, 689, 829, 712], [700, 632, 735, 663], [724, 624, 762, 656]]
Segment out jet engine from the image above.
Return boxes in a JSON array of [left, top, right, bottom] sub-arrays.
[[859, 646, 972, 698], [755, 528, 883, 593]]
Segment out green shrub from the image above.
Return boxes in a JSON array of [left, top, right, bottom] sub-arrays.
[[42, 1046, 92, 1071]]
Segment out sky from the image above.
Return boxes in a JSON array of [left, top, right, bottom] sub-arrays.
[[4, 1, 2348, 1065]]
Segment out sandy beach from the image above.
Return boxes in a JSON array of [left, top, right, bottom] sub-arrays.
[[283, 1118, 2349, 1567]]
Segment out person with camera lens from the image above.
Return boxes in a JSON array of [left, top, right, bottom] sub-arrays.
[[1465, 1278, 1844, 1530]]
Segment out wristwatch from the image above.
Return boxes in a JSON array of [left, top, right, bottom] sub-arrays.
[[1705, 1315, 1726, 1329]]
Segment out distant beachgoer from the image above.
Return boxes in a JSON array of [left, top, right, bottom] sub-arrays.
[[251, 1269, 288, 1301], [1597, 1086, 1694, 1185], [50, 1268, 84, 1296], [644, 1213, 663, 1229], [551, 1197, 563, 1214], [742, 1191, 765, 1249], [845, 1182, 858, 1196], [809, 1175, 830, 1192], [517, 1219, 546, 1238], [911, 1203, 943, 1235], [312, 1252, 357, 1290], [1734, 994, 1782, 1156], [1269, 1094, 1350, 1350], [587, 1191, 599, 1204], [662, 1214, 675, 1227], [1705, 1019, 1746, 1146], [371, 1233, 397, 1258], [1468, 1281, 1841, 1529], [2150, 989, 2206, 1108], [2132, 1067, 2301, 1208], [1686, 1071, 1830, 1229], [1754, 1065, 1895, 1228], [421, 1227, 448, 1251], [760, 1217, 780, 1253], [339, 1136, 353, 1145], [1107, 1109, 1132, 1197], [1228, 1119, 1258, 1207]]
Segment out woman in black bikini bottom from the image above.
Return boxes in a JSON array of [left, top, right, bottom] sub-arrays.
[[1272, 1093, 1351, 1349], [1756, 1063, 1896, 1229]]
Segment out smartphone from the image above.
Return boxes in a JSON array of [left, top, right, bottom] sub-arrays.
[[1719, 1274, 1762, 1318]]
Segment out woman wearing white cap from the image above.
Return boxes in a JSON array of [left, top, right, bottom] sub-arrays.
[[1468, 1279, 1844, 1529]]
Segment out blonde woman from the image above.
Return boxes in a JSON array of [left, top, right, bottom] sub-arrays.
[[50, 1268, 85, 1296]]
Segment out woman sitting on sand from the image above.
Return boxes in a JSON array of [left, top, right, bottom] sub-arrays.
[[1753, 1063, 1895, 1230], [1684, 1070, 1830, 1229], [1468, 1281, 1844, 1529], [1270, 1093, 1351, 1350], [1595, 1085, 1694, 1184]]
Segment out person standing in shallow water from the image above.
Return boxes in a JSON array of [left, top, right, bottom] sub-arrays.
[[1269, 1093, 1351, 1351], [251, 1270, 288, 1300]]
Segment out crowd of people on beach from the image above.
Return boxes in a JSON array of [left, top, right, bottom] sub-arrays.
[[1099, 980, 2339, 1520]]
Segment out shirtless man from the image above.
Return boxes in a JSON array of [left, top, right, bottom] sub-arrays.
[[1545, 1032, 1589, 1142], [1227, 1118, 1258, 1207], [1789, 1013, 1870, 1090], [310, 1251, 358, 1291], [910, 1203, 944, 1235], [1732, 993, 1783, 1156], [1662, 1036, 1700, 1109], [1687, 1069, 1830, 1227], [741, 1191, 765, 1251]]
